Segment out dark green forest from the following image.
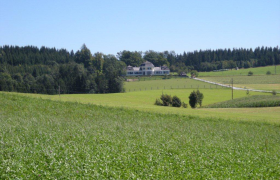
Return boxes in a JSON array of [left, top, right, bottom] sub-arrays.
[[117, 46, 280, 74], [0, 45, 126, 94], [0, 45, 279, 94]]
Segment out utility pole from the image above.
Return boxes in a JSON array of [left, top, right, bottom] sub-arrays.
[[58, 85, 60, 97], [231, 78, 233, 100]]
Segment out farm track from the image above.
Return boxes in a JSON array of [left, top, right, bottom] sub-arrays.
[[194, 78, 280, 93]]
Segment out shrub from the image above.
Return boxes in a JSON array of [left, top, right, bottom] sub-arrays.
[[191, 70, 199, 77], [272, 90, 277, 96], [248, 71, 253, 76], [182, 102, 188, 108], [172, 96, 181, 107], [160, 94, 172, 106], [189, 91, 198, 108], [154, 98, 163, 106], [266, 71, 271, 75], [246, 90, 250, 96], [189, 90, 204, 108], [196, 90, 204, 107]]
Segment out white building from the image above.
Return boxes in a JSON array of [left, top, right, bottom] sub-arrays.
[[126, 61, 170, 76]]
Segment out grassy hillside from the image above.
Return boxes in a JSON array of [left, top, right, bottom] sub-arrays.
[[200, 75, 280, 84], [200, 75, 280, 91], [205, 95, 280, 108], [124, 78, 224, 92], [5, 89, 280, 124], [198, 65, 280, 77], [1, 93, 280, 179]]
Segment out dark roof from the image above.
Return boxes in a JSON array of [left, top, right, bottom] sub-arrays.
[[161, 66, 169, 70], [126, 65, 133, 70], [140, 61, 154, 67]]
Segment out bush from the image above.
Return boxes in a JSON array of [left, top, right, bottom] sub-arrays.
[[189, 90, 204, 108], [160, 94, 172, 106], [248, 71, 253, 76], [196, 90, 204, 107], [182, 102, 188, 108], [172, 96, 181, 107], [154, 98, 163, 106], [272, 90, 277, 96], [266, 71, 271, 75], [191, 70, 199, 77], [189, 91, 198, 108]]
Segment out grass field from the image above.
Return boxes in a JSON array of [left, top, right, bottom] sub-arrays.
[[6, 89, 280, 124], [198, 65, 280, 77], [200, 75, 280, 91], [1, 93, 280, 179], [124, 78, 224, 92], [205, 95, 280, 108]]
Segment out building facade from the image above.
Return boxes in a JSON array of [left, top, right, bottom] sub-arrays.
[[126, 61, 170, 76]]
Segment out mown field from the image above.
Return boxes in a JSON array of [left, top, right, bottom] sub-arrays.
[[198, 65, 280, 77], [7, 88, 280, 124], [1, 93, 280, 179], [124, 78, 224, 92], [200, 75, 280, 91]]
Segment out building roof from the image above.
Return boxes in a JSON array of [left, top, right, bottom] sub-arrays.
[[161, 66, 169, 70], [126, 65, 133, 70], [140, 61, 154, 67]]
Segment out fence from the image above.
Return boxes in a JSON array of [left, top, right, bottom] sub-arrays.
[[125, 84, 229, 92]]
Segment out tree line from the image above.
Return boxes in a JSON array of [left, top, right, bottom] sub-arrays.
[[117, 46, 280, 74], [0, 44, 126, 94], [0, 45, 279, 94]]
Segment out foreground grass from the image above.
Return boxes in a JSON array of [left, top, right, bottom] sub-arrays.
[[205, 95, 280, 108], [6, 89, 280, 124], [198, 65, 280, 77], [0, 93, 280, 179]]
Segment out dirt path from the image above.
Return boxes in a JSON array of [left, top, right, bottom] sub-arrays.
[[193, 78, 279, 93]]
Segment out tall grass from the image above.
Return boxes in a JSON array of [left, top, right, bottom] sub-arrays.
[[0, 93, 280, 179]]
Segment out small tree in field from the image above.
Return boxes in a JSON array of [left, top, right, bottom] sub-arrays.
[[172, 95, 181, 107], [248, 71, 253, 76], [160, 94, 172, 106], [196, 90, 204, 107], [189, 91, 198, 108], [266, 71, 271, 75], [189, 90, 204, 108]]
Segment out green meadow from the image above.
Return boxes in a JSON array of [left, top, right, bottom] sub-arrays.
[[7, 88, 280, 124], [200, 75, 280, 91], [1, 93, 280, 179], [124, 78, 224, 92], [198, 65, 280, 77]]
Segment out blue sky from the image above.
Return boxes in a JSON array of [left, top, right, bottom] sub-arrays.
[[0, 0, 279, 55]]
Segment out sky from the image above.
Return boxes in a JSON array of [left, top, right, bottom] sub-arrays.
[[0, 0, 279, 55]]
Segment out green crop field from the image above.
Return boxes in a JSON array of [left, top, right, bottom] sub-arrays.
[[205, 95, 280, 108], [200, 75, 280, 91], [5, 88, 280, 124], [124, 78, 224, 92], [1, 93, 280, 179], [198, 65, 280, 77]]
